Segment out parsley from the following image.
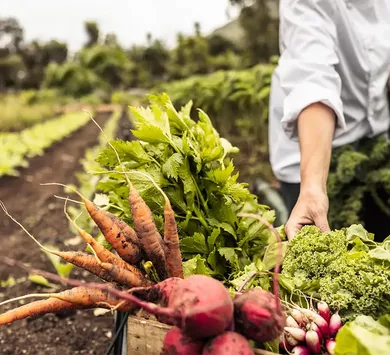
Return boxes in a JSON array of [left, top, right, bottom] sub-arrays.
[[95, 93, 276, 282]]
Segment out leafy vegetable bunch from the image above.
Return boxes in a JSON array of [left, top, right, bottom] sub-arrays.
[[327, 135, 390, 229], [281, 224, 390, 322], [335, 314, 390, 355], [95, 93, 278, 283]]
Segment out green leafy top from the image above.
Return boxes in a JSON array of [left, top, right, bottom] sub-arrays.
[[282, 224, 390, 322], [95, 93, 277, 283], [335, 314, 390, 355]]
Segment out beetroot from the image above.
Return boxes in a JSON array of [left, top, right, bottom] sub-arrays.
[[166, 275, 234, 339], [202, 331, 254, 355], [233, 288, 286, 342], [117, 275, 234, 340], [162, 327, 205, 355]]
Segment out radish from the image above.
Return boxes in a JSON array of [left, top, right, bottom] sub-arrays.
[[317, 301, 331, 324], [284, 327, 306, 342], [279, 333, 293, 352], [291, 345, 310, 355], [326, 339, 336, 355], [305, 329, 321, 354], [202, 331, 254, 355], [286, 315, 300, 328], [285, 332, 300, 347], [308, 322, 323, 343], [234, 288, 286, 342], [298, 308, 329, 338], [162, 327, 205, 355], [290, 309, 305, 326], [329, 312, 342, 338]]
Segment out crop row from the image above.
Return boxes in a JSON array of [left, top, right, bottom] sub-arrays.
[[0, 111, 92, 177]]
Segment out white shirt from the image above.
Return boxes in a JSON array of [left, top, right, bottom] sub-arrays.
[[269, 0, 390, 183]]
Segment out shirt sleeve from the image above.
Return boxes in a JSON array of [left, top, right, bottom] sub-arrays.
[[277, 0, 347, 141]]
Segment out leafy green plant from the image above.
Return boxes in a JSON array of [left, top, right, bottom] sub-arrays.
[[93, 94, 277, 284]]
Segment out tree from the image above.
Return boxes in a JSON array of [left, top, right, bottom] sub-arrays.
[[228, 0, 279, 64], [84, 21, 99, 47], [0, 17, 24, 53]]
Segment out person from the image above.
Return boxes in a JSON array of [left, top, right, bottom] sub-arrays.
[[268, 0, 390, 240]]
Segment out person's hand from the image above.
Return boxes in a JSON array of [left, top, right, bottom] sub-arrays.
[[285, 187, 330, 240]]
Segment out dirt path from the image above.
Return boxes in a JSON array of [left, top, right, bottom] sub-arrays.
[[0, 112, 116, 355]]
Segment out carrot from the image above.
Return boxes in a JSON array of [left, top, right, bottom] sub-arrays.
[[63, 203, 144, 280], [89, 248, 153, 288], [0, 286, 136, 326], [163, 198, 183, 279], [0, 200, 149, 288], [128, 183, 168, 280], [127, 171, 183, 279], [42, 183, 142, 265], [0, 298, 80, 326]]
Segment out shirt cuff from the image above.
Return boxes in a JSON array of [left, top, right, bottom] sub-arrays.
[[281, 82, 346, 141]]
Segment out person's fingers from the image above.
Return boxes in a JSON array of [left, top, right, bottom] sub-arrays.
[[285, 220, 301, 240], [314, 213, 331, 233]]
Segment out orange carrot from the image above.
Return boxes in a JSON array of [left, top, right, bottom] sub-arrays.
[[126, 172, 183, 279], [128, 183, 168, 280], [0, 287, 136, 326], [64, 208, 145, 280], [42, 183, 142, 265], [163, 198, 183, 279], [100, 262, 153, 288], [51, 251, 115, 283], [88, 247, 153, 288]]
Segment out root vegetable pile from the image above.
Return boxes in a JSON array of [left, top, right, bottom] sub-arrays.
[[0, 179, 288, 354], [280, 302, 343, 355]]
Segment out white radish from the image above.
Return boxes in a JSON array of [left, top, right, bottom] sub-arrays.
[[290, 309, 305, 326], [298, 307, 329, 338], [291, 345, 310, 355], [306, 329, 321, 354], [326, 339, 336, 355], [286, 333, 300, 347], [329, 312, 342, 338], [286, 315, 300, 328], [317, 301, 331, 324], [284, 327, 306, 342]]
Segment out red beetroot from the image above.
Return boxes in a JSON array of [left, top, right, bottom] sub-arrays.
[[165, 275, 234, 339], [162, 327, 205, 355], [234, 288, 286, 342], [202, 331, 254, 355]]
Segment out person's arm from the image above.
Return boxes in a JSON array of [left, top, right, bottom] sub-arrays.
[[285, 103, 336, 238], [275, 0, 347, 238]]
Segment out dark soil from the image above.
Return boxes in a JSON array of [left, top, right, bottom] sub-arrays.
[[0, 112, 117, 355]]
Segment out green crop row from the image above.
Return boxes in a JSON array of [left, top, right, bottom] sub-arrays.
[[0, 111, 92, 177]]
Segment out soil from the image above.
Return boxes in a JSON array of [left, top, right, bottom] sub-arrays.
[[0, 112, 118, 355]]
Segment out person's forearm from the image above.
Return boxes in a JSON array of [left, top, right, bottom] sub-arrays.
[[298, 102, 336, 192]]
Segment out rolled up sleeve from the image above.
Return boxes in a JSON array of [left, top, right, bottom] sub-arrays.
[[277, 0, 347, 141]]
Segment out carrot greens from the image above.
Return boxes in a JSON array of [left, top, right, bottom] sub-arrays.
[[95, 94, 277, 282]]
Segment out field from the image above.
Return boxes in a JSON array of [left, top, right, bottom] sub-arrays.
[[0, 110, 122, 354], [1, 4, 389, 354]]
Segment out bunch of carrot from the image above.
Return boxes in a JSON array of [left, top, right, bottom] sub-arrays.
[[0, 176, 184, 325], [0, 181, 290, 355]]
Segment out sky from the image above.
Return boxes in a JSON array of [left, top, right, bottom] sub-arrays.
[[0, 0, 239, 51]]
